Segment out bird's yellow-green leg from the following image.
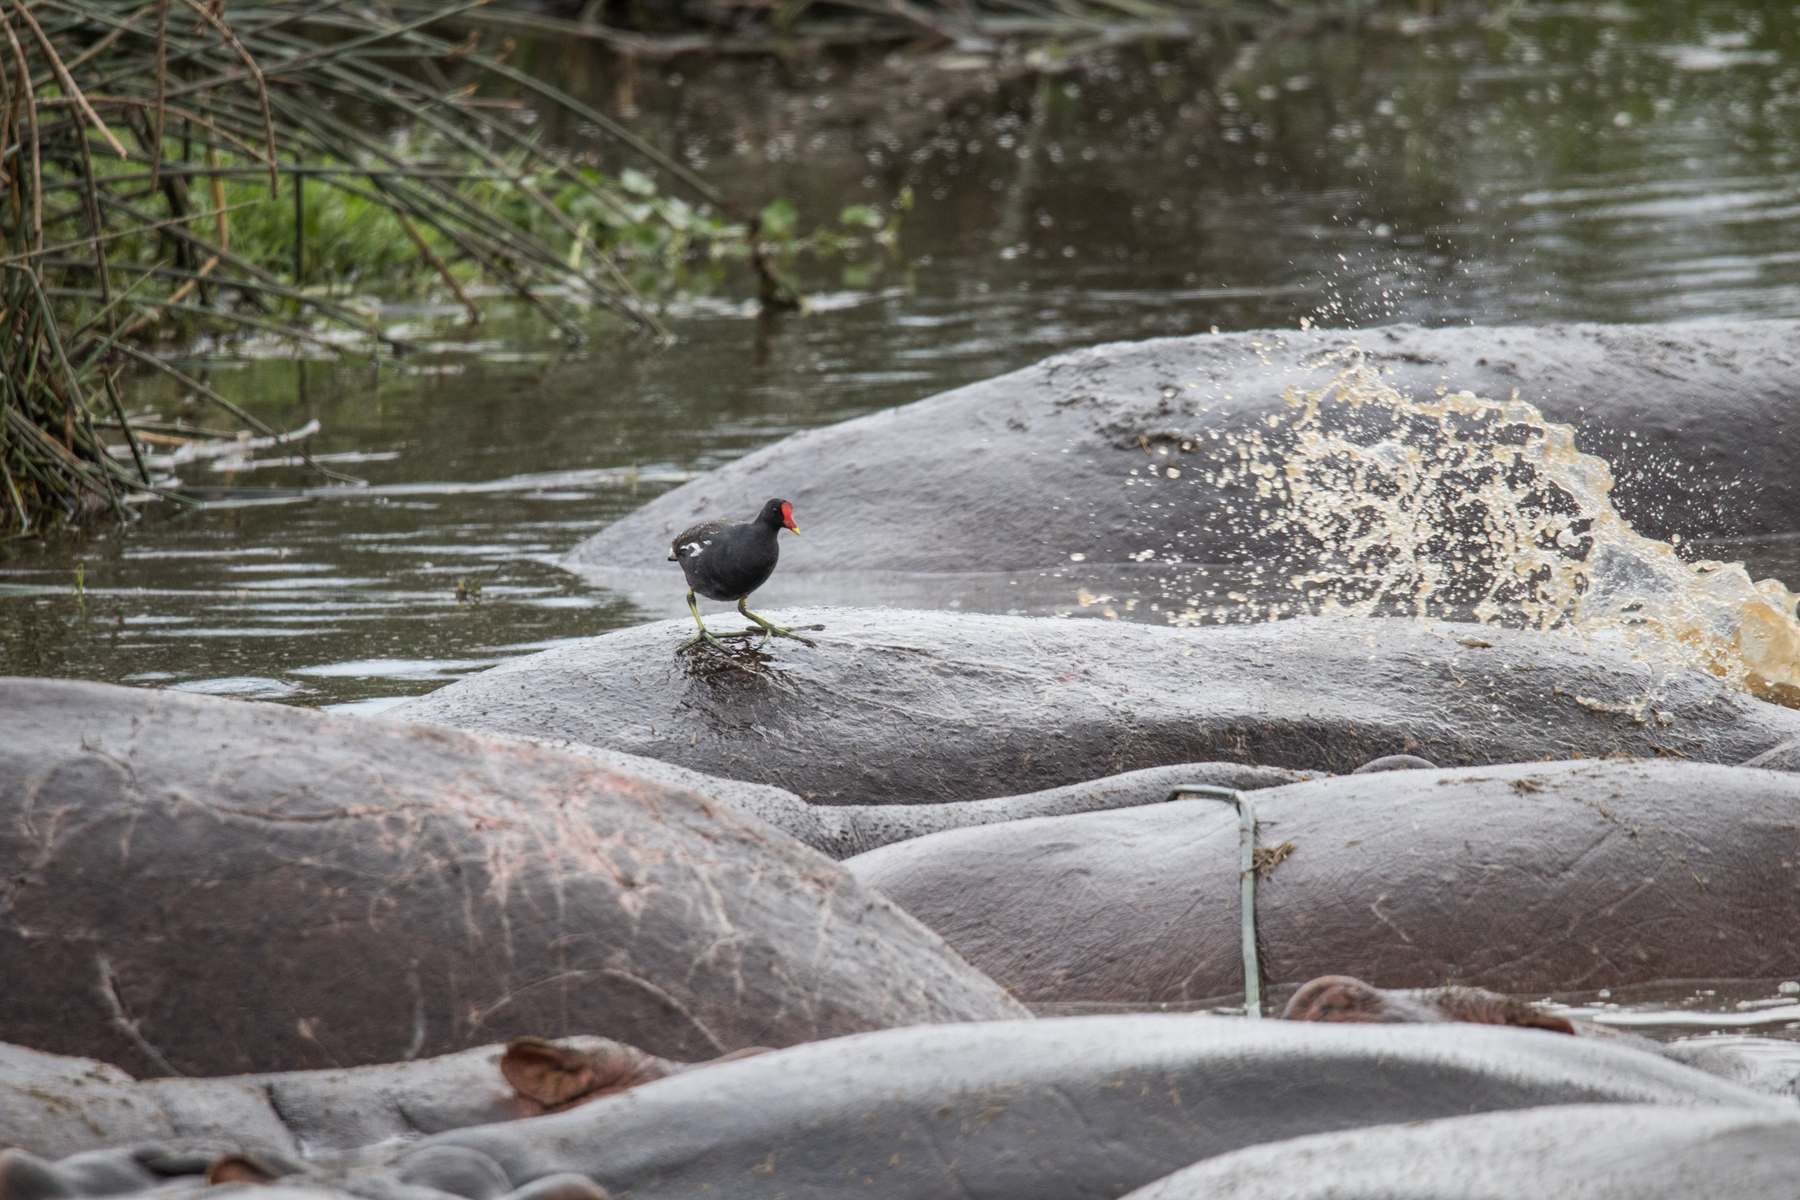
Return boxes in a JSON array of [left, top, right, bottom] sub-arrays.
[[737, 598, 825, 647], [680, 590, 738, 651]]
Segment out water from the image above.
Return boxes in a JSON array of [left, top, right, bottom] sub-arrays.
[[1145, 361, 1800, 704], [4, 4, 1800, 1042], [8, 1, 1800, 719]]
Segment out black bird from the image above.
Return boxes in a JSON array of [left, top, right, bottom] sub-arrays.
[[668, 498, 823, 650]]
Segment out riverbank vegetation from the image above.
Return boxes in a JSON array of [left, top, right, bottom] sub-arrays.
[[0, 0, 910, 538], [422, 0, 1397, 59], [0, 0, 1432, 539]]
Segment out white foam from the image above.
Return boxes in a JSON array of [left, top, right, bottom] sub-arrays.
[[1155, 360, 1800, 704]]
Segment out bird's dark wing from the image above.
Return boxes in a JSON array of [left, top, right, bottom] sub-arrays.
[[669, 518, 731, 561]]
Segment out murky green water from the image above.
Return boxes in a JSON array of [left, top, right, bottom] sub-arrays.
[[7, 1, 1800, 712]]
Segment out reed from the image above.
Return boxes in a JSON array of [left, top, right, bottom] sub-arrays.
[[392, 0, 1382, 58], [0, 0, 777, 537]]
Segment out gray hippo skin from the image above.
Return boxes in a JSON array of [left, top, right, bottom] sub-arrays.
[[785, 762, 1306, 858], [1119, 1104, 1800, 1200], [0, 679, 1023, 1077], [1280, 975, 1578, 1034], [401, 1018, 1779, 1200], [386, 610, 1800, 804], [5, 1022, 1785, 1200], [560, 322, 1800, 617], [0, 1035, 747, 1161], [0, 1150, 608, 1200], [1279, 974, 1800, 1096], [537, 739, 1304, 857], [846, 759, 1800, 999]]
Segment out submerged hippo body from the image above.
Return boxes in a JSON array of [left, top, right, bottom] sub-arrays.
[[0, 679, 1023, 1077], [1120, 1104, 1800, 1200], [0, 1036, 743, 1161], [562, 322, 1800, 619], [0, 1149, 600, 1200], [393, 1017, 1776, 1200], [1279, 974, 1800, 1096], [9, 1021, 1781, 1200], [540, 740, 1305, 857], [782, 762, 1306, 858], [387, 610, 1800, 804], [846, 759, 1800, 999]]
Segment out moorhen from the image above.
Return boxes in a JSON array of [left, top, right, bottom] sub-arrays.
[[668, 498, 824, 650]]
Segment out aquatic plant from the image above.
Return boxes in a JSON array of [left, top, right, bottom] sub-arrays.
[[0, 0, 876, 537]]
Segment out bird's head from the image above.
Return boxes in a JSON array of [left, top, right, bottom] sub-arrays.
[[760, 497, 800, 535]]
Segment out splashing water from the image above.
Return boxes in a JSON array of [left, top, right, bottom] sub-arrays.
[[1161, 365, 1800, 706]]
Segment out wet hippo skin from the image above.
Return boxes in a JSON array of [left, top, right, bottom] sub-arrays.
[[531, 738, 1304, 857], [0, 1037, 750, 1161], [0, 1148, 609, 1200], [386, 609, 1800, 804], [1282, 976, 1576, 1034], [1277, 974, 1800, 1095], [784, 762, 1307, 857], [538, 746, 1305, 858], [401, 1017, 1778, 1200], [4, 1021, 1783, 1200], [0, 679, 1024, 1077], [0, 1021, 1778, 1200], [561, 322, 1800, 617], [845, 759, 1800, 999], [1119, 1104, 1800, 1200]]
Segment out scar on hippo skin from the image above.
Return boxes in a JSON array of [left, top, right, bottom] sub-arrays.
[[1283, 976, 1576, 1035], [500, 1037, 773, 1112]]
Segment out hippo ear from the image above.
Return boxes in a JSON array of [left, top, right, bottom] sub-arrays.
[[501, 1037, 603, 1107], [1281, 976, 1387, 1023]]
